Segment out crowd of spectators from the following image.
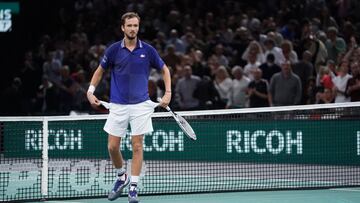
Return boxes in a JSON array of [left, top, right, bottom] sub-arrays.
[[2, 0, 360, 116]]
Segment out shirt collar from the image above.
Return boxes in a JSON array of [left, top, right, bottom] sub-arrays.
[[120, 38, 143, 49]]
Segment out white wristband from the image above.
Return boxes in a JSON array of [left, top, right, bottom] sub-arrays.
[[88, 85, 96, 94]]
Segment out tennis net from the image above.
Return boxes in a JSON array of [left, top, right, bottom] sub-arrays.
[[1, 102, 360, 202]]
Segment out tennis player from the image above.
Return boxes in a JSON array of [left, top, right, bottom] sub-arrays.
[[87, 12, 171, 203]]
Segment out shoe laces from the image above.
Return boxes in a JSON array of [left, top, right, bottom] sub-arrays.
[[129, 186, 137, 197]]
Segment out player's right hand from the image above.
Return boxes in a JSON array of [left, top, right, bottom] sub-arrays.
[[87, 92, 101, 108]]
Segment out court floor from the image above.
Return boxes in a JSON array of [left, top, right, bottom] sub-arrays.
[[31, 188, 360, 203]]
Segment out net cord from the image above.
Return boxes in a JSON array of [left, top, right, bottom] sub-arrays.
[[0, 102, 359, 121]]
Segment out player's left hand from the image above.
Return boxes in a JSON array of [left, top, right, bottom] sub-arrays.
[[160, 92, 171, 108]]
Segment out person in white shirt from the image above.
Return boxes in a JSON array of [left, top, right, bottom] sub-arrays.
[[281, 40, 298, 64], [226, 66, 251, 108], [333, 61, 352, 103], [214, 66, 233, 106], [244, 53, 261, 80], [264, 38, 285, 66]]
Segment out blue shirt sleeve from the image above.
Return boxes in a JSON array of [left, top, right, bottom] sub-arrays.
[[100, 43, 117, 70], [148, 45, 165, 70]]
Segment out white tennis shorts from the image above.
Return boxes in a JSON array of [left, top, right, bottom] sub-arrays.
[[104, 100, 158, 137]]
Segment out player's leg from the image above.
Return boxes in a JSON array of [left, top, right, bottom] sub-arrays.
[[107, 134, 130, 201], [128, 100, 155, 203], [130, 135, 143, 180], [104, 108, 130, 201], [108, 135, 123, 169], [108, 134, 128, 179], [128, 135, 143, 203]]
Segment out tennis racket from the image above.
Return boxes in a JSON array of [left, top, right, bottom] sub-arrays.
[[157, 98, 197, 141]]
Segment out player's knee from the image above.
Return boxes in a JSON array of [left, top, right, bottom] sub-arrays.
[[132, 142, 143, 154], [108, 143, 119, 154]]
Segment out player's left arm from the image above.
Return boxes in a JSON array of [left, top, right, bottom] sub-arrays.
[[160, 65, 171, 108]]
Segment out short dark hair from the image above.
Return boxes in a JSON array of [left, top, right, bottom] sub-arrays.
[[121, 12, 140, 26], [266, 53, 275, 62]]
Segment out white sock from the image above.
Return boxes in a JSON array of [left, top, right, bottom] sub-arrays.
[[116, 168, 126, 181], [131, 176, 139, 186]]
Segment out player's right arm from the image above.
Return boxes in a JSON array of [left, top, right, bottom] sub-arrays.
[[87, 65, 105, 107]]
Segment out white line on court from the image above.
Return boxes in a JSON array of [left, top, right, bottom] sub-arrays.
[[47, 201, 83, 203], [330, 188, 360, 192]]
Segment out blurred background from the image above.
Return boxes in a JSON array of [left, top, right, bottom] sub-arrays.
[[1, 0, 360, 116]]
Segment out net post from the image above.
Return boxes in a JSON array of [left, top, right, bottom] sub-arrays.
[[41, 117, 49, 198]]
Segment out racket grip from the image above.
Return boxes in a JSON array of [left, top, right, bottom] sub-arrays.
[[157, 98, 171, 111]]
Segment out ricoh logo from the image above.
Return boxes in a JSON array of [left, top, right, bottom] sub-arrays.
[[227, 130, 303, 155], [25, 129, 82, 151], [121, 130, 184, 152], [23, 129, 184, 152]]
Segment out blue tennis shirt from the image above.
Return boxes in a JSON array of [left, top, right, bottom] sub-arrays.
[[100, 39, 164, 104]]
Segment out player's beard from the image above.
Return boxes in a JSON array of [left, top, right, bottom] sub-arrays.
[[125, 32, 137, 40]]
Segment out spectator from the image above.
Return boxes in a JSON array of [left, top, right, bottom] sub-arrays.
[[212, 44, 229, 67], [175, 65, 201, 110], [244, 52, 261, 80], [42, 51, 62, 85], [33, 76, 59, 114], [163, 45, 181, 70], [190, 49, 207, 77], [305, 77, 317, 104], [269, 61, 302, 106], [325, 26, 346, 63], [280, 19, 298, 41], [316, 66, 335, 91], [281, 40, 298, 64], [231, 26, 251, 66], [213, 66, 233, 108], [166, 29, 186, 54], [58, 65, 77, 113], [333, 61, 352, 103], [346, 62, 360, 101], [193, 75, 222, 110], [300, 34, 328, 74], [316, 87, 335, 104], [226, 66, 250, 108], [248, 68, 270, 107], [319, 7, 339, 30], [242, 40, 265, 65], [259, 53, 281, 82], [293, 51, 314, 104], [263, 38, 285, 66], [153, 31, 167, 54]]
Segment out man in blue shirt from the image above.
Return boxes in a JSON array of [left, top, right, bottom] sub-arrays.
[[87, 12, 171, 203]]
